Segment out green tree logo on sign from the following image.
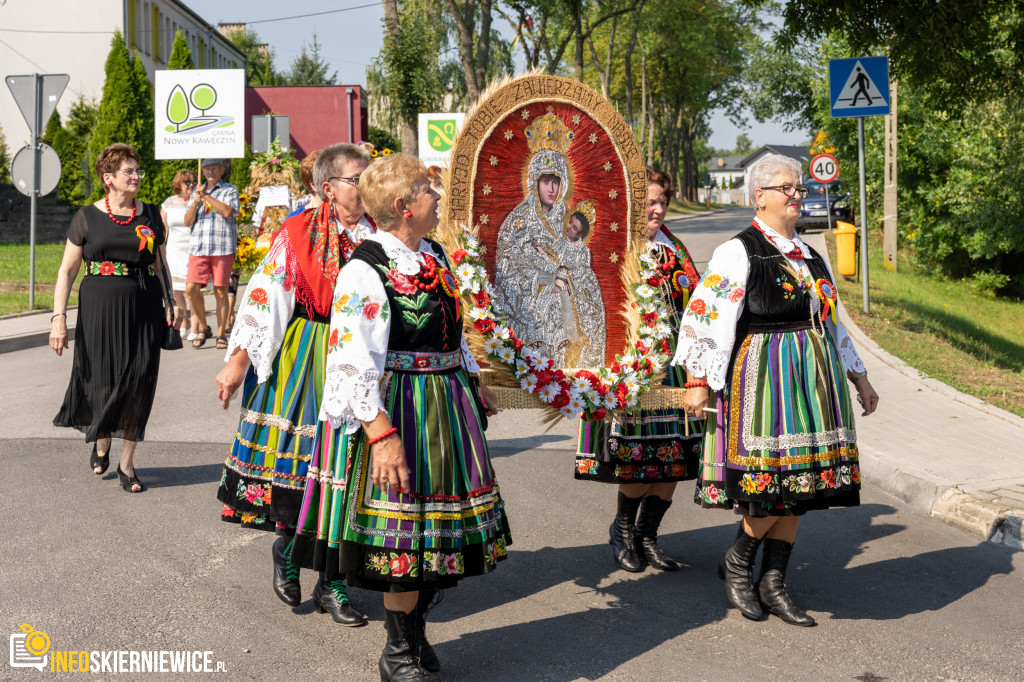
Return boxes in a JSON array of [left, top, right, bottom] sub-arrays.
[[427, 119, 457, 152], [164, 82, 233, 134]]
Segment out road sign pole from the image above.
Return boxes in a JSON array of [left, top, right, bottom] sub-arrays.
[[857, 116, 869, 313], [825, 183, 832, 232], [29, 73, 40, 311]]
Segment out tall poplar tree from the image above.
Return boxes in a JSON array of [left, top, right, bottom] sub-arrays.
[[87, 32, 158, 202]]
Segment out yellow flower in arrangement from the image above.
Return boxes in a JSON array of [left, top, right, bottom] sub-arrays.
[[381, 148, 392, 156]]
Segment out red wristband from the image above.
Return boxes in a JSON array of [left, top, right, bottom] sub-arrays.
[[684, 381, 709, 388], [368, 426, 398, 446]]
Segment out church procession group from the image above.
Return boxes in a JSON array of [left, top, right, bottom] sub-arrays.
[[50, 74, 879, 681]]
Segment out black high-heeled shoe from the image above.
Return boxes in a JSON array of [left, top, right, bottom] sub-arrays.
[[117, 464, 144, 493], [89, 444, 110, 475]]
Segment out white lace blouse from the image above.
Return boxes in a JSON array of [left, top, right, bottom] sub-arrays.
[[672, 217, 865, 390], [319, 231, 480, 433], [225, 215, 376, 383]]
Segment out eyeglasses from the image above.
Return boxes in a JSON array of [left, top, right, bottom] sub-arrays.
[[115, 168, 146, 178], [182, 180, 197, 186], [329, 176, 360, 186], [760, 184, 808, 199]]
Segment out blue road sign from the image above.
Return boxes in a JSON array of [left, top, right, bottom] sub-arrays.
[[829, 57, 890, 118]]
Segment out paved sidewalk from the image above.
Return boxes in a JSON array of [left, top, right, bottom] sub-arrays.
[[802, 232, 1024, 549]]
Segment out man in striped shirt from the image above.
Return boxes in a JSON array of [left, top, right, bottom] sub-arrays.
[[184, 158, 240, 349]]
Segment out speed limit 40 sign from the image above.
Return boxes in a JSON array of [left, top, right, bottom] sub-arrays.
[[810, 154, 839, 183]]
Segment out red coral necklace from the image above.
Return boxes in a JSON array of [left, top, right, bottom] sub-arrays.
[[412, 254, 439, 291], [105, 196, 137, 226]]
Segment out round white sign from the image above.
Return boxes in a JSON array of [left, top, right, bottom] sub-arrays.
[[809, 153, 839, 183]]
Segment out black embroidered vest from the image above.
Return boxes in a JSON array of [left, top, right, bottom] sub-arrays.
[[734, 226, 835, 339], [348, 238, 463, 355]]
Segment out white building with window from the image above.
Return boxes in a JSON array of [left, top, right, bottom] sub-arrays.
[[0, 0, 244, 148]]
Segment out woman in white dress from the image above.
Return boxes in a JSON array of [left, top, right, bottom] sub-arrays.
[[161, 170, 196, 334]]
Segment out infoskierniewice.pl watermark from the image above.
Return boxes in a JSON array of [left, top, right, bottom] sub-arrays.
[[10, 624, 228, 673]]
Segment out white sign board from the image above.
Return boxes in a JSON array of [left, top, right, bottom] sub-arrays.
[[154, 69, 245, 159], [809, 154, 839, 183], [417, 112, 465, 169]]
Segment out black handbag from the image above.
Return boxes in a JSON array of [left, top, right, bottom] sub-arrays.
[[148, 204, 183, 351]]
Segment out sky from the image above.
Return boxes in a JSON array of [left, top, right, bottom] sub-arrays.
[[181, 0, 806, 152]]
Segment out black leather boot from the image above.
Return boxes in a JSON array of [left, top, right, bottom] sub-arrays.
[[634, 496, 681, 571], [717, 525, 764, 620], [272, 537, 301, 607], [609, 492, 645, 572], [379, 608, 439, 682], [414, 589, 441, 673], [757, 539, 816, 627], [312, 572, 367, 627]]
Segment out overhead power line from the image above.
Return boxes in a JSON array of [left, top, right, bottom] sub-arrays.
[[0, 3, 379, 34]]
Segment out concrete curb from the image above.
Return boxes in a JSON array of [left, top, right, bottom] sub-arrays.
[[666, 208, 729, 221], [804, 232, 1024, 549]]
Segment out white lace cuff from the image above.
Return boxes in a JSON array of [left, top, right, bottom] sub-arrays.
[[320, 364, 384, 433], [676, 326, 732, 391], [461, 336, 481, 374], [226, 313, 283, 384]]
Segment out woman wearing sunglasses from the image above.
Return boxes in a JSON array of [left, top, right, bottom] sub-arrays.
[[161, 170, 197, 336], [673, 153, 879, 627]]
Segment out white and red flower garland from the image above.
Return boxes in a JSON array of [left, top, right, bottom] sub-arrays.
[[447, 231, 675, 422]]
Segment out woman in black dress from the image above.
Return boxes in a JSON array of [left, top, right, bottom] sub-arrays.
[[50, 143, 184, 492]]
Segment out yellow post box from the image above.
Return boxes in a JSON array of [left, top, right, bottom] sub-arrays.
[[832, 221, 858, 277]]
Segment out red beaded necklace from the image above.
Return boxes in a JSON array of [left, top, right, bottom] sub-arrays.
[[412, 254, 440, 291], [340, 230, 357, 258], [105, 196, 137, 226], [752, 220, 804, 260]]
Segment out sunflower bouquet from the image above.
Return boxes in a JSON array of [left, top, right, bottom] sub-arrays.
[[233, 234, 269, 278]]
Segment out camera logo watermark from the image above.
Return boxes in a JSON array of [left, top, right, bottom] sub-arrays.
[[8, 624, 227, 673]]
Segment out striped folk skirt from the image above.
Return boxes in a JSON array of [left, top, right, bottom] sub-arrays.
[[575, 362, 702, 484], [290, 360, 512, 592], [694, 329, 861, 516], [216, 315, 327, 531]]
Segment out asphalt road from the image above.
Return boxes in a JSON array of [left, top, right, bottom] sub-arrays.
[[2, 208, 1023, 681]]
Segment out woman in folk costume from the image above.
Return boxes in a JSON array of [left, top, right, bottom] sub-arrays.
[[214, 143, 375, 627], [291, 153, 507, 681], [674, 154, 879, 626], [575, 167, 704, 573]]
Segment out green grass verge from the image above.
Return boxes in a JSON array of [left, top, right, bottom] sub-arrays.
[[0, 292, 78, 316], [0, 243, 70, 284], [825, 231, 1024, 418], [0, 244, 84, 315]]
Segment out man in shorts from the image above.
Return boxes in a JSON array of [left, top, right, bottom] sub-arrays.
[[184, 158, 239, 349]]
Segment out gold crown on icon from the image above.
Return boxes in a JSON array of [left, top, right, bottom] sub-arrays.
[[569, 200, 596, 226], [524, 112, 574, 154]]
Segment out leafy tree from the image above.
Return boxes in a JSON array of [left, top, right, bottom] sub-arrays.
[[42, 110, 62, 146], [0, 124, 10, 184], [151, 29, 198, 203], [286, 34, 337, 86], [773, 0, 1024, 108], [369, 125, 401, 153], [734, 134, 754, 156], [226, 27, 282, 86], [228, 142, 254, 193], [48, 96, 99, 203], [168, 28, 194, 70], [87, 32, 158, 202]]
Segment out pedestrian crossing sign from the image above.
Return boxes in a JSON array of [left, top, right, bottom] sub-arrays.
[[829, 56, 890, 118]]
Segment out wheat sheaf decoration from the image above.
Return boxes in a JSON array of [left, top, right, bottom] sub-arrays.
[[435, 72, 686, 423]]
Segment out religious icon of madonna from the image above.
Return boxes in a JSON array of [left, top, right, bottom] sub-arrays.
[[494, 113, 606, 367]]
